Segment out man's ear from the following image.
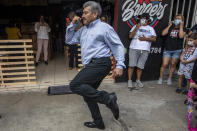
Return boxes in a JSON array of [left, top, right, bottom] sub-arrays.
[[93, 12, 98, 18]]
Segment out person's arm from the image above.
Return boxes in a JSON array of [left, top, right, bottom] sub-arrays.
[[139, 27, 157, 42], [191, 82, 197, 89], [17, 31, 22, 38], [65, 22, 81, 45], [180, 51, 185, 63], [129, 24, 140, 38], [162, 21, 173, 36], [138, 35, 156, 42], [185, 57, 197, 64], [65, 16, 82, 45], [179, 21, 186, 39], [188, 31, 192, 36], [35, 23, 40, 32], [45, 23, 51, 32], [104, 25, 125, 78]]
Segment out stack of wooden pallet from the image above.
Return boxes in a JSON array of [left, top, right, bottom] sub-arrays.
[[0, 39, 36, 87]]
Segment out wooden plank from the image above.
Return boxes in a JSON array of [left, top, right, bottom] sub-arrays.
[[78, 64, 83, 67], [0, 39, 32, 43], [1, 66, 35, 70], [0, 56, 34, 59], [3, 76, 36, 80], [0, 65, 4, 85], [78, 48, 81, 51], [3, 71, 35, 76], [1, 82, 36, 86], [0, 51, 33, 55], [24, 42, 30, 82], [0, 61, 34, 65], [0, 45, 32, 48]]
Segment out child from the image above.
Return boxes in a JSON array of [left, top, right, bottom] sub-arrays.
[[176, 33, 197, 94]]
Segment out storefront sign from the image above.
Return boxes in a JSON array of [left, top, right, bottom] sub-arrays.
[[116, 0, 172, 81]]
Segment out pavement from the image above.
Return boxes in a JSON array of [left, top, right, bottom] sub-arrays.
[[0, 79, 189, 131]]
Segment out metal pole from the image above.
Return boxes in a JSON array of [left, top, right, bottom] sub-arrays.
[[169, 0, 174, 23], [186, 0, 192, 27], [191, 0, 197, 27], [181, 0, 185, 14], [176, 0, 180, 15]]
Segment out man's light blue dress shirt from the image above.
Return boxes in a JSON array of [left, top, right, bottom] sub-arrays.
[[65, 19, 125, 69]]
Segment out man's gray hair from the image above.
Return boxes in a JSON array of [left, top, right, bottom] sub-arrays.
[[83, 1, 102, 17]]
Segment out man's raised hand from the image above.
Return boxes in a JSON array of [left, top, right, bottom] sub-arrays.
[[72, 16, 81, 24]]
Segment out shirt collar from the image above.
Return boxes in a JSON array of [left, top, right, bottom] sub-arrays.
[[87, 19, 101, 28]]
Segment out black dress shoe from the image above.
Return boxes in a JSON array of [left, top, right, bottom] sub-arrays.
[[84, 122, 105, 130], [44, 61, 48, 65], [0, 115, 2, 119], [107, 92, 119, 120]]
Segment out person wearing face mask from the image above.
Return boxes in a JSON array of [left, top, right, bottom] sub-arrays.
[[157, 14, 186, 85], [188, 24, 197, 36], [128, 13, 157, 89], [176, 33, 197, 94]]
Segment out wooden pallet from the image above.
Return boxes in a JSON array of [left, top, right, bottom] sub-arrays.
[[0, 39, 36, 87]]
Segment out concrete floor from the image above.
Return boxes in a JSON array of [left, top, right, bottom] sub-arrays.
[[0, 80, 189, 131], [35, 54, 79, 87]]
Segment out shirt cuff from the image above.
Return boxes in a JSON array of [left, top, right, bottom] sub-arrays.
[[116, 65, 123, 70], [116, 61, 125, 69], [68, 22, 77, 29]]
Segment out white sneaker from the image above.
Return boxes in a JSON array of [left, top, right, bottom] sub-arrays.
[[167, 78, 172, 85], [157, 78, 163, 85], [135, 80, 144, 88], [128, 80, 133, 88]]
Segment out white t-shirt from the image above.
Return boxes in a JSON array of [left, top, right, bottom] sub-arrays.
[[35, 22, 51, 40], [129, 25, 156, 51]]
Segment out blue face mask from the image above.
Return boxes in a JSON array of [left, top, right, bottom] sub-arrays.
[[174, 19, 181, 26]]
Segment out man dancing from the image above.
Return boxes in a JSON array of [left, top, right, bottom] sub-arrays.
[[65, 1, 125, 130]]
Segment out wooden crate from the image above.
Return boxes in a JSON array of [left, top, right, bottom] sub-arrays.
[[0, 39, 36, 87]]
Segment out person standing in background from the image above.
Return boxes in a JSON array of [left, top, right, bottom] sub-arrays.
[[35, 15, 51, 66], [67, 11, 80, 70], [176, 34, 197, 94], [100, 15, 108, 23], [5, 23, 22, 39], [157, 14, 186, 85], [188, 23, 197, 35], [128, 13, 156, 89]]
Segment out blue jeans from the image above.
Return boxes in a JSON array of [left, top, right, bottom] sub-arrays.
[[163, 49, 182, 59]]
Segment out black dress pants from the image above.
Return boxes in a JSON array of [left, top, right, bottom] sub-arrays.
[[70, 57, 112, 125]]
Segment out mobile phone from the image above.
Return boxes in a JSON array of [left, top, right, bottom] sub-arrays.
[[66, 18, 70, 23]]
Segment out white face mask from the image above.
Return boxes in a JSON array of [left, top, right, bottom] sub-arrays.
[[188, 41, 194, 46], [140, 19, 146, 25], [174, 19, 181, 26]]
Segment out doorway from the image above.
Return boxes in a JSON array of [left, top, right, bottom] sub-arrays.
[[0, 0, 115, 89]]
